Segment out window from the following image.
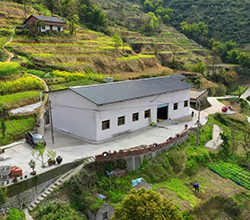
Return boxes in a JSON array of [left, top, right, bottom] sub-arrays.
[[102, 120, 110, 130], [57, 26, 61, 31], [133, 113, 139, 122], [103, 211, 108, 220], [118, 116, 125, 126], [173, 103, 178, 110], [144, 109, 150, 118], [41, 25, 45, 30], [184, 100, 189, 107]]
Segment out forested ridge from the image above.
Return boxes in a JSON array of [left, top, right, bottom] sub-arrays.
[[139, 0, 250, 46]]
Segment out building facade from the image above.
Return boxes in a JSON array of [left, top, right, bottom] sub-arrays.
[[49, 76, 193, 142]]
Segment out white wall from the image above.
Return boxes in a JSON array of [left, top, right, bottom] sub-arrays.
[[40, 25, 63, 32], [95, 89, 190, 141], [49, 90, 98, 141]]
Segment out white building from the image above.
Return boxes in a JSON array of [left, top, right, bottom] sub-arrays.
[[49, 75, 193, 142]]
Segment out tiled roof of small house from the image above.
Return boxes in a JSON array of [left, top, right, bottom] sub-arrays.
[[25, 15, 65, 24], [68, 75, 194, 105]]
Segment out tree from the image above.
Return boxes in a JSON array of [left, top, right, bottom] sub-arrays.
[[194, 76, 203, 89], [111, 188, 182, 220], [190, 61, 206, 75], [232, 85, 247, 99], [112, 32, 123, 53], [31, 142, 46, 168], [69, 14, 79, 35]]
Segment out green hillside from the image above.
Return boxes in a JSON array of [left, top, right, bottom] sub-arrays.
[[166, 0, 250, 46]]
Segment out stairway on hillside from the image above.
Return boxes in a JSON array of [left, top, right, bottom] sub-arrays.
[[27, 157, 95, 211]]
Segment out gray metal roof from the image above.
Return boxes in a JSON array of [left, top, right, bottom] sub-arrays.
[[69, 76, 194, 105], [31, 15, 65, 24], [169, 73, 186, 81]]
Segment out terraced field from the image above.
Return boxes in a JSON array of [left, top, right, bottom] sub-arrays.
[[209, 162, 250, 190]]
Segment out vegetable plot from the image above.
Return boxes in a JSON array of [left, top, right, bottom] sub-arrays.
[[209, 162, 250, 190]]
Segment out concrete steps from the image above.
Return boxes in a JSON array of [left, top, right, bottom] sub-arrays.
[[27, 157, 95, 212]]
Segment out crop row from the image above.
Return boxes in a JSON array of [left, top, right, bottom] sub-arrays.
[[0, 117, 36, 146], [0, 62, 20, 77], [0, 74, 43, 95], [209, 163, 250, 190], [27, 69, 121, 84]]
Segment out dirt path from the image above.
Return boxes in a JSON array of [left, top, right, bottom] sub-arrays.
[[3, 27, 15, 62], [27, 74, 49, 134]]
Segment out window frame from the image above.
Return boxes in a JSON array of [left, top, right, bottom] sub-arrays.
[[118, 116, 125, 126], [132, 112, 139, 122], [173, 103, 178, 110], [184, 100, 189, 107], [102, 120, 110, 130], [144, 109, 150, 118]]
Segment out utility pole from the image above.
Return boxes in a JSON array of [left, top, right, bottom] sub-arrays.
[[196, 98, 201, 147], [49, 101, 54, 144]]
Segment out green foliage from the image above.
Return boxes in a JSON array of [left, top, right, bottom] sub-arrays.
[[34, 202, 85, 220], [168, 0, 250, 46], [154, 178, 200, 208], [0, 115, 36, 146], [31, 142, 46, 168], [47, 148, 57, 161], [29, 159, 36, 172], [209, 162, 250, 190], [189, 61, 206, 75], [112, 33, 123, 51], [0, 62, 20, 77], [5, 208, 25, 220], [0, 91, 40, 109], [0, 120, 6, 138], [143, 0, 173, 24], [232, 86, 248, 99], [111, 188, 182, 220], [0, 74, 43, 95], [239, 98, 250, 112], [0, 187, 7, 206]]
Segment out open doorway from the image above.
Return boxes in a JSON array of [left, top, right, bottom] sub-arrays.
[[157, 104, 168, 121]]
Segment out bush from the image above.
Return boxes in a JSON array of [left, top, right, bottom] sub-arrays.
[[185, 159, 198, 175], [215, 84, 227, 96], [34, 202, 85, 220], [6, 208, 25, 220], [0, 62, 20, 77]]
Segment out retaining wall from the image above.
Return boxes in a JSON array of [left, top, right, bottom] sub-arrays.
[[95, 130, 188, 171], [3, 159, 83, 209]]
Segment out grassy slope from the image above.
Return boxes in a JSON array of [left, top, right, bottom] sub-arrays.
[[35, 115, 250, 219]]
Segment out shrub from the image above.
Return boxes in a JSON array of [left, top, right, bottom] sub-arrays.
[[0, 62, 20, 77], [185, 159, 198, 175], [34, 202, 85, 220], [6, 208, 25, 220]]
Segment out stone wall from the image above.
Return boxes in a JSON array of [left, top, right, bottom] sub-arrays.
[[95, 130, 188, 171]]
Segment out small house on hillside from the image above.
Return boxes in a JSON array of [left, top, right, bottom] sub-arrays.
[[49, 75, 194, 142], [23, 15, 65, 32]]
